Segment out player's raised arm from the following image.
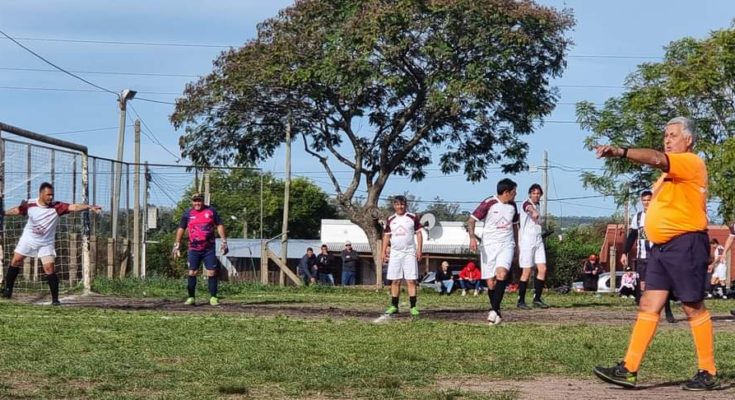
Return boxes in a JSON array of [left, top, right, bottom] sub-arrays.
[[68, 203, 102, 213]]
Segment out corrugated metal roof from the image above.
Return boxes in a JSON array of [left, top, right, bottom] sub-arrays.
[[217, 239, 323, 259]]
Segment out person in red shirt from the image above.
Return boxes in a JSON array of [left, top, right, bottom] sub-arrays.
[[458, 261, 482, 296]]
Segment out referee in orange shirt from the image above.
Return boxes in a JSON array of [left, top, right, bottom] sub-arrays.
[[592, 117, 719, 391]]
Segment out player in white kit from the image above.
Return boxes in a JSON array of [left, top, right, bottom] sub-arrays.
[[517, 183, 549, 309], [467, 178, 519, 325], [1, 182, 101, 305], [382, 195, 423, 317]]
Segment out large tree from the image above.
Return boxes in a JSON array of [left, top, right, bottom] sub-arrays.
[[577, 26, 735, 219], [173, 170, 337, 239], [171, 0, 574, 280]]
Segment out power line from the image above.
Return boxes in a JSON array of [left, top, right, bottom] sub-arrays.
[[0, 28, 117, 95], [1, 35, 233, 48], [47, 126, 126, 136], [128, 104, 181, 162], [0, 66, 199, 78], [0, 85, 179, 95], [0, 36, 666, 61]]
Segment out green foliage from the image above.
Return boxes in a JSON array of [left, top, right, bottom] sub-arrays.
[[577, 26, 735, 218], [545, 224, 605, 287], [170, 0, 574, 258], [169, 169, 336, 239]]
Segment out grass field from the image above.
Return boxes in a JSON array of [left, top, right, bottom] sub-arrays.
[[0, 278, 732, 399]]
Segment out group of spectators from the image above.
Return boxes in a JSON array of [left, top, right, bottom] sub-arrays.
[[296, 241, 361, 286], [434, 260, 482, 296]]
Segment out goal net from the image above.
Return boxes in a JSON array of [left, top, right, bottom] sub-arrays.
[[0, 123, 91, 297]]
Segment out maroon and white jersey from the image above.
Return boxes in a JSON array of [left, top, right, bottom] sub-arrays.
[[18, 199, 70, 245], [519, 199, 543, 239], [384, 212, 422, 252], [471, 196, 519, 245]]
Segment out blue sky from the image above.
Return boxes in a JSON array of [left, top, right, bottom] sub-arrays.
[[1, 0, 733, 218]]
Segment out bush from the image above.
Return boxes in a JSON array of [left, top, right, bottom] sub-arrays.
[[545, 225, 603, 288]]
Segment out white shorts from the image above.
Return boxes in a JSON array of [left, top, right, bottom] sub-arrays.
[[712, 262, 727, 281], [519, 237, 546, 268], [480, 242, 514, 279], [14, 238, 56, 263], [386, 250, 418, 281]]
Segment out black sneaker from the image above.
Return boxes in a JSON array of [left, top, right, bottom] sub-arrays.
[[51, 300, 61, 306], [533, 299, 550, 309], [1, 288, 11, 299], [593, 362, 637, 388], [682, 370, 720, 391], [517, 302, 531, 310]]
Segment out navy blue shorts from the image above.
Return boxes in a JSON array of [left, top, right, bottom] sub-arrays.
[[645, 231, 708, 303], [635, 258, 648, 282], [188, 248, 217, 271]]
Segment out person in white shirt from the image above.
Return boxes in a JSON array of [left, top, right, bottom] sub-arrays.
[[517, 183, 549, 309], [467, 178, 519, 326], [1, 182, 101, 305], [382, 195, 423, 317]]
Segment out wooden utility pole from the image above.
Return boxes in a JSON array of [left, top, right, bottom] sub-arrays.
[[133, 120, 141, 277], [542, 151, 549, 228], [141, 162, 149, 277], [280, 116, 292, 286]]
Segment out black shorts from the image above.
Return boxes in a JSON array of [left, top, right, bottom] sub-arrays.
[[635, 258, 648, 282], [645, 231, 709, 303]]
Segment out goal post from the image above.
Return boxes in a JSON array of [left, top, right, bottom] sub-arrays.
[[0, 122, 92, 295]]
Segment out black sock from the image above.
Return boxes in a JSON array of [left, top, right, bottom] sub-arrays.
[[518, 281, 528, 304], [208, 276, 218, 297], [187, 276, 197, 297], [4, 266, 20, 295], [492, 280, 508, 313], [391, 296, 399, 308], [664, 300, 674, 318], [487, 289, 494, 309], [409, 296, 417, 308], [533, 278, 545, 301], [47, 273, 59, 302]]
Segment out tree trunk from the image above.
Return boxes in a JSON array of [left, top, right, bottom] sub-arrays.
[[344, 205, 384, 289]]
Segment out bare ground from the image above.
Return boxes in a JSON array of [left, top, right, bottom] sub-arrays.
[[9, 293, 735, 399]]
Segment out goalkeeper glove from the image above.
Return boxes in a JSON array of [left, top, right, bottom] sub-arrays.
[[171, 242, 181, 259]]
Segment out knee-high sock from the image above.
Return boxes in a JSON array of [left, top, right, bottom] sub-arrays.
[[187, 276, 197, 298], [491, 280, 508, 313], [518, 281, 528, 303], [689, 311, 716, 374], [207, 276, 218, 297], [4, 266, 20, 293], [623, 311, 660, 372], [47, 273, 59, 302], [487, 289, 494, 309], [533, 278, 545, 301]]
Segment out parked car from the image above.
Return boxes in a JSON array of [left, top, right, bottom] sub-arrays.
[[572, 271, 626, 293]]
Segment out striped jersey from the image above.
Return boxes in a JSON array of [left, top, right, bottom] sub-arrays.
[[630, 210, 651, 259]]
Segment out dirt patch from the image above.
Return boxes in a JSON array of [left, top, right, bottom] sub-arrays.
[[439, 376, 735, 400], [19, 293, 735, 332]]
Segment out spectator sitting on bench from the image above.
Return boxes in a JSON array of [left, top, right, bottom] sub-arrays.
[[459, 261, 482, 296], [435, 261, 455, 295]]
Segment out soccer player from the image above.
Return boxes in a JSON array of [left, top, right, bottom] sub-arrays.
[[517, 183, 549, 309], [382, 195, 423, 317], [621, 190, 676, 323], [172, 192, 228, 306], [593, 117, 719, 391], [1, 182, 102, 305], [467, 178, 519, 326]]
